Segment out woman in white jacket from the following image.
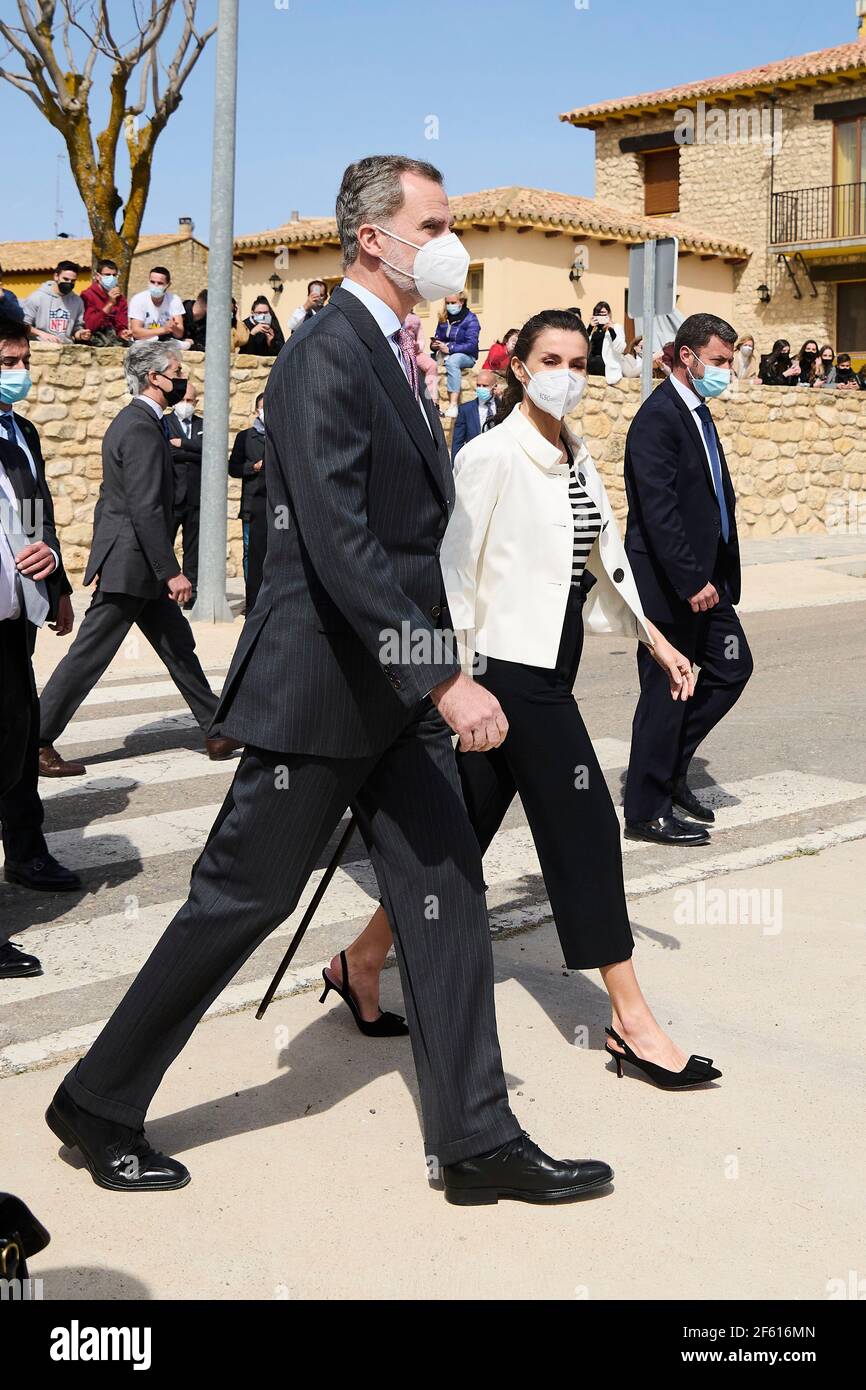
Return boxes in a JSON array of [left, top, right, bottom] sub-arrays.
[[325, 310, 722, 1090]]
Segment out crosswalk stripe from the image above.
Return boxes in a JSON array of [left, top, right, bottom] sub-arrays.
[[77, 676, 225, 707], [5, 815, 866, 1076], [51, 707, 197, 746], [4, 768, 865, 875], [39, 749, 240, 802]]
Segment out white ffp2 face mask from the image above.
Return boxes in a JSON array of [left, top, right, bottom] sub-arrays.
[[373, 226, 470, 301], [521, 364, 586, 420]]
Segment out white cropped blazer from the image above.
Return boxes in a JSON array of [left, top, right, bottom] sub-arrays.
[[440, 404, 653, 669]]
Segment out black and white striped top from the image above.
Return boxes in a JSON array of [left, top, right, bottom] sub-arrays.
[[564, 441, 602, 586]]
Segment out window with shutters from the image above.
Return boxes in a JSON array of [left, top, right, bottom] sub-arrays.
[[643, 147, 680, 216]]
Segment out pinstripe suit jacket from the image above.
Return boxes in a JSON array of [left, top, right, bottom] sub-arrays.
[[213, 285, 461, 757]]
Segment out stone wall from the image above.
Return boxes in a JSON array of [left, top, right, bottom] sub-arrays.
[[15, 350, 866, 588], [17, 346, 272, 583]]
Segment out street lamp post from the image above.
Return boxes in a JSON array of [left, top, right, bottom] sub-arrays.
[[191, 0, 239, 623]]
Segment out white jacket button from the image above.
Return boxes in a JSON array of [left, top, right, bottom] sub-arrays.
[[613, 567, 624, 583]]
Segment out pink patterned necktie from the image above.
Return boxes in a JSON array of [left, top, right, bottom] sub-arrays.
[[396, 326, 420, 399]]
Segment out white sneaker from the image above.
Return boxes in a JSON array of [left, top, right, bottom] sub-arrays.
[[445, 405, 458, 419]]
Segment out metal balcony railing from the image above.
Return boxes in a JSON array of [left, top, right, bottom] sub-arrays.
[[771, 182, 866, 244]]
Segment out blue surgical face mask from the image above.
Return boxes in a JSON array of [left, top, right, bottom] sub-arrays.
[[687, 350, 731, 399], [0, 368, 32, 405], [446, 302, 462, 315], [100, 275, 118, 290], [476, 386, 492, 403]]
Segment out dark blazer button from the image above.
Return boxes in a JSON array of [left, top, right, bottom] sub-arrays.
[[613, 567, 624, 583], [578, 472, 586, 486], [431, 604, 441, 618], [392, 677, 402, 690]]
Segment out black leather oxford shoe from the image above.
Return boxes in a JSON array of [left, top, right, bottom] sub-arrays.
[[4, 854, 81, 892], [443, 1132, 613, 1206], [46, 1085, 190, 1192], [0, 941, 43, 978], [624, 815, 710, 846], [673, 781, 716, 824]]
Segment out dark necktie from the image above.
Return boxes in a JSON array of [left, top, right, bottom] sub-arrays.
[[695, 403, 730, 543], [0, 412, 17, 446], [160, 414, 172, 440]]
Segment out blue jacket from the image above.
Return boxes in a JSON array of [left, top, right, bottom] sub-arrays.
[[451, 397, 496, 460], [0, 288, 24, 322], [438, 308, 479, 360]]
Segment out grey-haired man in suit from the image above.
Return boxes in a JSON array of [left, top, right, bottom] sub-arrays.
[[47, 156, 613, 1207], [37, 341, 238, 774]]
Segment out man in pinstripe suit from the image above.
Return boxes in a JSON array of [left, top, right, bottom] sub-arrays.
[[47, 157, 613, 1207]]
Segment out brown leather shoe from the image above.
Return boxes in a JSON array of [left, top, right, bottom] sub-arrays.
[[205, 735, 243, 761], [39, 743, 86, 777]]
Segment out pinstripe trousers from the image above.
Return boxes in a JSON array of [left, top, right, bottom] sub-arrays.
[[65, 702, 522, 1166]]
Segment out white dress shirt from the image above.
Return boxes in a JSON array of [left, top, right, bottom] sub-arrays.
[[0, 406, 58, 620], [669, 372, 715, 479], [0, 460, 22, 620], [339, 278, 433, 435]]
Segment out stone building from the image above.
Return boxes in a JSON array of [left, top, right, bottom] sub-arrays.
[[0, 222, 241, 304], [233, 187, 746, 353], [561, 30, 866, 358]]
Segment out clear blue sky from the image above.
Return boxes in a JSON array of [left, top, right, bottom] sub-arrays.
[[0, 0, 855, 244]]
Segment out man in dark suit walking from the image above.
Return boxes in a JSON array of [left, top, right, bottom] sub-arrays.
[[623, 312, 753, 846], [228, 393, 267, 612], [0, 316, 80, 976], [166, 381, 204, 608], [450, 367, 498, 459], [46, 155, 612, 1207], [37, 341, 238, 776]]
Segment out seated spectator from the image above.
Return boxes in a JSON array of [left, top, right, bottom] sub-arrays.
[[240, 296, 286, 356], [431, 290, 480, 419], [833, 353, 862, 389], [732, 334, 758, 380], [759, 339, 800, 385], [451, 369, 498, 459], [816, 345, 836, 387], [586, 300, 626, 382], [654, 341, 675, 378], [795, 339, 820, 386], [483, 328, 518, 375], [81, 259, 132, 345], [230, 298, 249, 352], [288, 280, 328, 333], [183, 289, 209, 351], [402, 312, 439, 404], [0, 267, 24, 322], [129, 267, 190, 344], [22, 261, 91, 344], [619, 335, 643, 379]]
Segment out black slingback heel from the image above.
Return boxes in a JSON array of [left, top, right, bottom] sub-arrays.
[[604, 1025, 721, 1089], [319, 950, 409, 1037]]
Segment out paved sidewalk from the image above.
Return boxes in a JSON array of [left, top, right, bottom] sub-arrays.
[[4, 839, 863, 1301]]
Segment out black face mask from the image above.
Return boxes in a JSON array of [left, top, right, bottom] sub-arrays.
[[57, 281, 75, 295], [157, 374, 188, 407], [802, 350, 817, 361]]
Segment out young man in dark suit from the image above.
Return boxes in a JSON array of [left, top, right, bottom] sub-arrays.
[[0, 317, 80, 977], [623, 312, 753, 846], [166, 381, 204, 608], [47, 156, 612, 1207], [37, 341, 238, 776], [450, 367, 497, 460]]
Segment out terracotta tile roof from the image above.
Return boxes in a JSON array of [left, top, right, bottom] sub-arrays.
[[234, 186, 749, 259], [560, 38, 866, 125], [0, 231, 203, 273]]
